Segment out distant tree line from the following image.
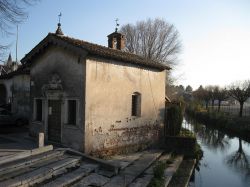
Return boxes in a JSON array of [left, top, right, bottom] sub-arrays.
[[192, 80, 250, 117]]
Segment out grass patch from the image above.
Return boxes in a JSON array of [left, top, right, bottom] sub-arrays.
[[148, 160, 167, 187], [179, 128, 195, 138], [148, 154, 177, 187]]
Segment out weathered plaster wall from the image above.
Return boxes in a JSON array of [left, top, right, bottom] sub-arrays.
[[12, 74, 30, 118], [0, 78, 12, 104], [30, 46, 85, 151], [85, 57, 166, 156]]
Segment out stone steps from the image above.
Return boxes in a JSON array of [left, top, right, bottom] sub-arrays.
[[0, 156, 81, 187], [0, 146, 187, 187], [129, 153, 172, 187], [103, 150, 163, 187], [0, 154, 69, 182], [167, 159, 196, 187], [0, 145, 53, 165], [43, 163, 99, 187], [163, 155, 183, 187], [0, 150, 65, 178]]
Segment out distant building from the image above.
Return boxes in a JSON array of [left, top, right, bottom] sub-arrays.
[[0, 53, 19, 76], [0, 54, 30, 119], [21, 23, 170, 156]]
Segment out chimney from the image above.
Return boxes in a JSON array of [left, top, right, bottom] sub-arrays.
[[107, 31, 125, 50]]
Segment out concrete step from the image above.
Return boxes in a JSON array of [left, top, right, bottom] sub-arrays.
[[167, 159, 196, 187], [103, 150, 163, 187], [64, 148, 120, 175], [0, 156, 81, 187], [44, 163, 99, 187], [0, 145, 53, 166], [0, 150, 65, 177], [73, 173, 110, 187], [43, 163, 100, 187], [129, 153, 171, 187], [163, 155, 183, 187], [0, 154, 67, 182]]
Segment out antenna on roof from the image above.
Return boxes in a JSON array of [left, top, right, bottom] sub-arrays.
[[115, 18, 119, 32]]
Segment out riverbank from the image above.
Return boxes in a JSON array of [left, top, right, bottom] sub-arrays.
[[186, 107, 250, 140], [183, 117, 250, 187]]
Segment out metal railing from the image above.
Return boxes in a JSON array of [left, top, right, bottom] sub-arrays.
[[208, 105, 250, 117]]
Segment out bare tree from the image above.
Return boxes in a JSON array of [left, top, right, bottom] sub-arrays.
[[120, 18, 181, 67], [206, 86, 217, 109], [0, 0, 37, 59], [185, 85, 193, 93], [193, 86, 210, 109], [214, 87, 228, 112], [228, 80, 250, 117]]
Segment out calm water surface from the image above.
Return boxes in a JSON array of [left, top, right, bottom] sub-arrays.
[[184, 117, 250, 187]]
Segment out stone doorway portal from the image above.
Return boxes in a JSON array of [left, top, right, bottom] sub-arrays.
[[48, 100, 61, 143]]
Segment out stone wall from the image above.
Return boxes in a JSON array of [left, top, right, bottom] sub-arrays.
[[84, 57, 166, 156]]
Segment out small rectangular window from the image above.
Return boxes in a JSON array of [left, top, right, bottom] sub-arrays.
[[132, 93, 141, 117], [36, 99, 42, 121], [68, 100, 76, 125]]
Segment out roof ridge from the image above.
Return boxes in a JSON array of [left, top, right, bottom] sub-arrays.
[[50, 33, 145, 58], [23, 33, 170, 71]]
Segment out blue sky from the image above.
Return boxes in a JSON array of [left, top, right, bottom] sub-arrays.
[[1, 0, 250, 89]]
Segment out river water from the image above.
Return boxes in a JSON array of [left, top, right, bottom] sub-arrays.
[[184, 117, 250, 187]]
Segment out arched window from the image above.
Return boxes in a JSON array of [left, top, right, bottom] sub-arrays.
[[131, 92, 141, 117]]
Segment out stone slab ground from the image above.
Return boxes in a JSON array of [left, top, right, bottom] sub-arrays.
[[0, 132, 195, 187]]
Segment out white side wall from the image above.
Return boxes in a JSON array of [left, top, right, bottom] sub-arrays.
[[85, 57, 166, 155]]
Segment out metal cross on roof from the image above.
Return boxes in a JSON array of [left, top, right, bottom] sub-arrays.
[[115, 18, 119, 32], [58, 12, 62, 24]]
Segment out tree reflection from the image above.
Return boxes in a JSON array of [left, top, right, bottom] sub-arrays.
[[225, 138, 250, 183], [185, 117, 230, 151], [200, 128, 230, 151]]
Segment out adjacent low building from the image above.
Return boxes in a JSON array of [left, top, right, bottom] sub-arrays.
[[0, 54, 30, 119]]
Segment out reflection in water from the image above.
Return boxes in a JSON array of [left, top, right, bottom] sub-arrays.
[[184, 117, 230, 151], [184, 117, 250, 187], [225, 138, 250, 183]]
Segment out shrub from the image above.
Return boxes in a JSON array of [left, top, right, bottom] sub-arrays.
[[153, 161, 166, 178], [148, 161, 167, 187], [166, 104, 184, 136]]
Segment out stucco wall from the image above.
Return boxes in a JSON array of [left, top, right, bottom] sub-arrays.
[[30, 46, 85, 151], [12, 74, 30, 118], [0, 78, 12, 104], [85, 57, 166, 156]]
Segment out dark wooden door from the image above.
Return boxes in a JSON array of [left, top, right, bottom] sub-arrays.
[[48, 100, 61, 143]]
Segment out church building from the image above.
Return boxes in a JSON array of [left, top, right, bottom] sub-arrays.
[[21, 23, 170, 156]]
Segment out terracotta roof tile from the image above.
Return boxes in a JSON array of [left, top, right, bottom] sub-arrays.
[[51, 33, 170, 70], [21, 33, 170, 70]]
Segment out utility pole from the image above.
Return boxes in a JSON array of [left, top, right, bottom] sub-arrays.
[[16, 25, 18, 63]]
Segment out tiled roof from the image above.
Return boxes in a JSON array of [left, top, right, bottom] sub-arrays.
[[0, 66, 29, 79], [0, 65, 8, 75], [22, 33, 170, 71]]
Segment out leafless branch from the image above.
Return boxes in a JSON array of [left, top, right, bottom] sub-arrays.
[[120, 18, 182, 68]]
